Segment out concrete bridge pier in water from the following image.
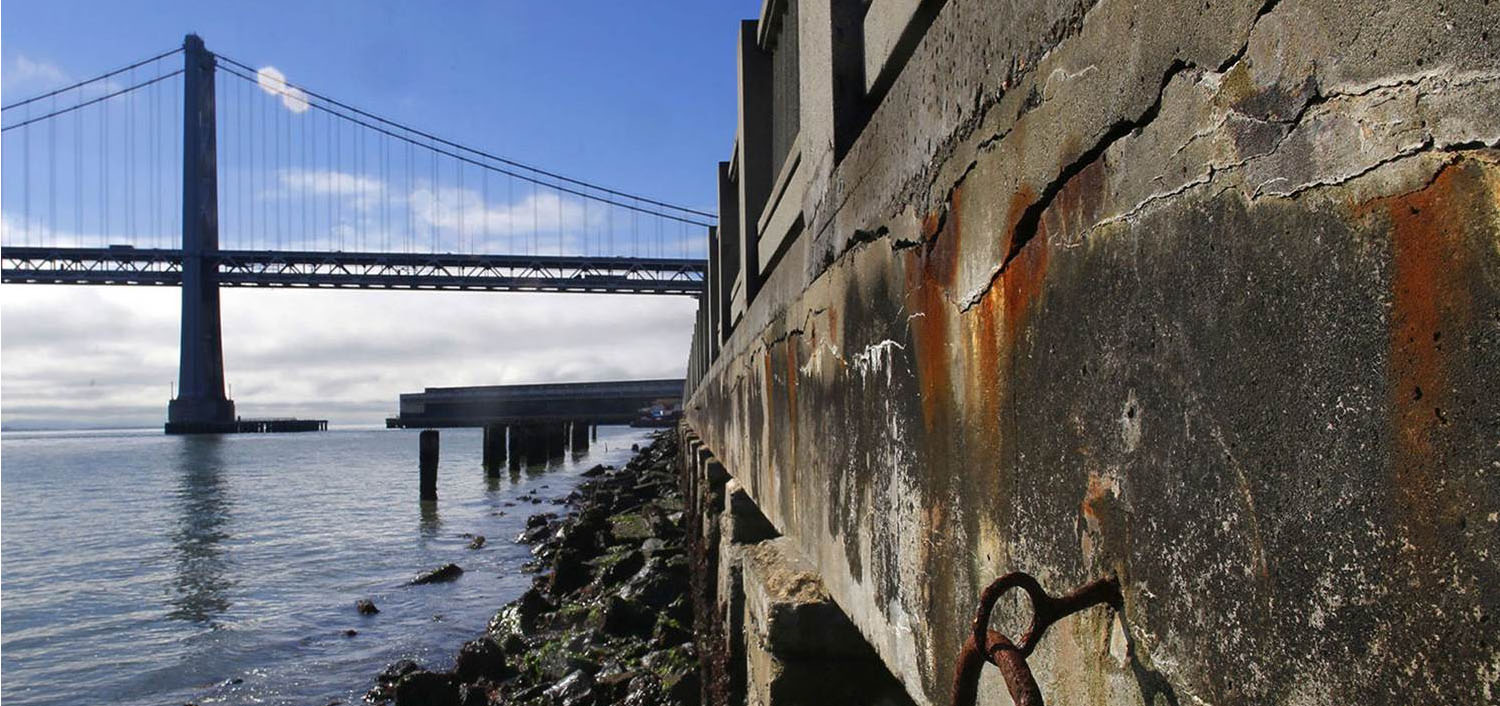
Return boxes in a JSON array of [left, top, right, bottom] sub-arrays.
[[165, 35, 235, 434]]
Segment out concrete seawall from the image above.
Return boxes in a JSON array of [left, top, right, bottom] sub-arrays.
[[682, 1, 1499, 705]]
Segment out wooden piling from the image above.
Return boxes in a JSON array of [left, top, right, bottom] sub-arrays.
[[420, 429, 439, 500]]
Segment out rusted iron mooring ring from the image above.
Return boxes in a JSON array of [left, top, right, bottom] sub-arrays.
[[950, 572, 1121, 706]]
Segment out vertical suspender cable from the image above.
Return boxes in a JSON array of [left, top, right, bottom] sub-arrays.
[[22, 109, 31, 244], [457, 156, 464, 253], [48, 94, 56, 245], [75, 85, 84, 243]]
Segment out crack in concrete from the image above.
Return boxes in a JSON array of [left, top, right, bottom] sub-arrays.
[[955, 58, 1195, 312]]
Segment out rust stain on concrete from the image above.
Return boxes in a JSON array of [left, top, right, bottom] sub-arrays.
[[785, 340, 799, 469], [906, 187, 964, 434], [1369, 160, 1487, 550]]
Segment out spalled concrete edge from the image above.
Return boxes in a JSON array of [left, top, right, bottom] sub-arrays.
[[688, 1, 1500, 705]]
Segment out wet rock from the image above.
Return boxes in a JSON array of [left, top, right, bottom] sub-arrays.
[[596, 594, 652, 637], [497, 631, 526, 654], [544, 670, 596, 705], [488, 587, 550, 635], [466, 535, 486, 550], [372, 433, 694, 706], [410, 564, 464, 585], [344, 629, 359, 637], [392, 670, 458, 706], [378, 659, 422, 685], [621, 558, 682, 608], [454, 637, 508, 682], [526, 513, 555, 529], [652, 615, 692, 647], [549, 548, 592, 595], [456, 680, 493, 706], [594, 548, 646, 586], [356, 599, 380, 615]]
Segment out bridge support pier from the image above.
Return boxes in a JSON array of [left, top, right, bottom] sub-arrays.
[[569, 421, 589, 452], [546, 423, 568, 459], [165, 34, 235, 434], [482, 424, 506, 475], [419, 430, 439, 500], [512, 424, 548, 467]]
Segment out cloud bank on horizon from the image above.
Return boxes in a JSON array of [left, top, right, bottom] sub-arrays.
[[1, 285, 695, 430]]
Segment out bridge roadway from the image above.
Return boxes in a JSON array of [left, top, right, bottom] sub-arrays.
[[386, 378, 685, 428], [0, 246, 706, 295]]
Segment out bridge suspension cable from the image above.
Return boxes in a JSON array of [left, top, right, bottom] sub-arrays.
[[213, 54, 715, 222], [2, 41, 715, 265], [2, 49, 183, 251]]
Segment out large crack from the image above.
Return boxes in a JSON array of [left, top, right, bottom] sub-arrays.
[[953, 58, 1192, 311]]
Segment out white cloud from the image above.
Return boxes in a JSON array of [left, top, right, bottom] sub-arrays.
[[279, 168, 384, 206], [255, 65, 310, 114], [0, 212, 176, 248], [1, 284, 696, 429], [3, 55, 69, 92]]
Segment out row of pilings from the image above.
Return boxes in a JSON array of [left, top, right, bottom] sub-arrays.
[[419, 421, 599, 500]]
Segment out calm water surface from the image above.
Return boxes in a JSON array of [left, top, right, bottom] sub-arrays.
[[1, 425, 654, 706]]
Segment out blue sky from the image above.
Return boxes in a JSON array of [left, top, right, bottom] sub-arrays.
[[0, 1, 759, 429], [2, 1, 755, 214]]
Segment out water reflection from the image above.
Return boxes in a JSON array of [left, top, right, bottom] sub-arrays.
[[418, 499, 442, 538], [167, 435, 234, 624]]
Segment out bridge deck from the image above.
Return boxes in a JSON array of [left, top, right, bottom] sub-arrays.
[[387, 378, 685, 428], [1, 247, 706, 295]]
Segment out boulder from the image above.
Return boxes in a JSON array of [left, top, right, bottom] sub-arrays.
[[466, 536, 486, 550], [549, 548, 592, 595], [356, 599, 380, 615], [392, 670, 459, 706], [377, 659, 422, 686], [594, 548, 645, 587], [543, 670, 596, 706], [453, 637, 508, 682], [410, 564, 464, 585]]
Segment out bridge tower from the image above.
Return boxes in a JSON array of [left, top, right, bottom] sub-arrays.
[[166, 34, 234, 433]]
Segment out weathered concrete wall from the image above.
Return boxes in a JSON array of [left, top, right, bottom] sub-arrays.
[[687, 1, 1500, 705]]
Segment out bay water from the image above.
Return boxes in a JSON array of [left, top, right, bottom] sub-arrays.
[[1, 425, 655, 706]]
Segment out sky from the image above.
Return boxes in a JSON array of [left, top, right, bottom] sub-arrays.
[[0, 1, 759, 429]]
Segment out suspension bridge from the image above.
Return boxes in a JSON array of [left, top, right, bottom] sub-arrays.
[[1, 35, 713, 432]]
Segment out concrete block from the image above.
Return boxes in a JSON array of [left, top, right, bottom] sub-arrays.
[[738, 537, 913, 706], [724, 480, 780, 545]]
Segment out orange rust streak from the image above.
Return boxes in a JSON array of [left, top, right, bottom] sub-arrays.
[[785, 342, 799, 467], [1377, 161, 1480, 550], [906, 187, 964, 433]]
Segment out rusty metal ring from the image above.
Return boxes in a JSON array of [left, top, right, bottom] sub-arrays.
[[953, 572, 1122, 706], [969, 571, 1048, 660]]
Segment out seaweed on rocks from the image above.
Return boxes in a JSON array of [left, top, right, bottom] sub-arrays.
[[369, 431, 699, 706]]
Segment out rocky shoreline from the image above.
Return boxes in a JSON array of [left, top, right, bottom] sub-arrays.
[[366, 431, 699, 706]]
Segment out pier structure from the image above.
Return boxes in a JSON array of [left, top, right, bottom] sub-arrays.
[[388, 378, 684, 469], [677, 2, 1500, 706]]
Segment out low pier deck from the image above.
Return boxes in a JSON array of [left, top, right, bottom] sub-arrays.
[[385, 378, 684, 428], [165, 418, 328, 434]]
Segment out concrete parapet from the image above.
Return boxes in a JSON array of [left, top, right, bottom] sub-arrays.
[[687, 1, 1500, 704]]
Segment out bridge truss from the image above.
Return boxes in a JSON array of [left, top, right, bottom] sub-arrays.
[[0, 246, 705, 295]]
